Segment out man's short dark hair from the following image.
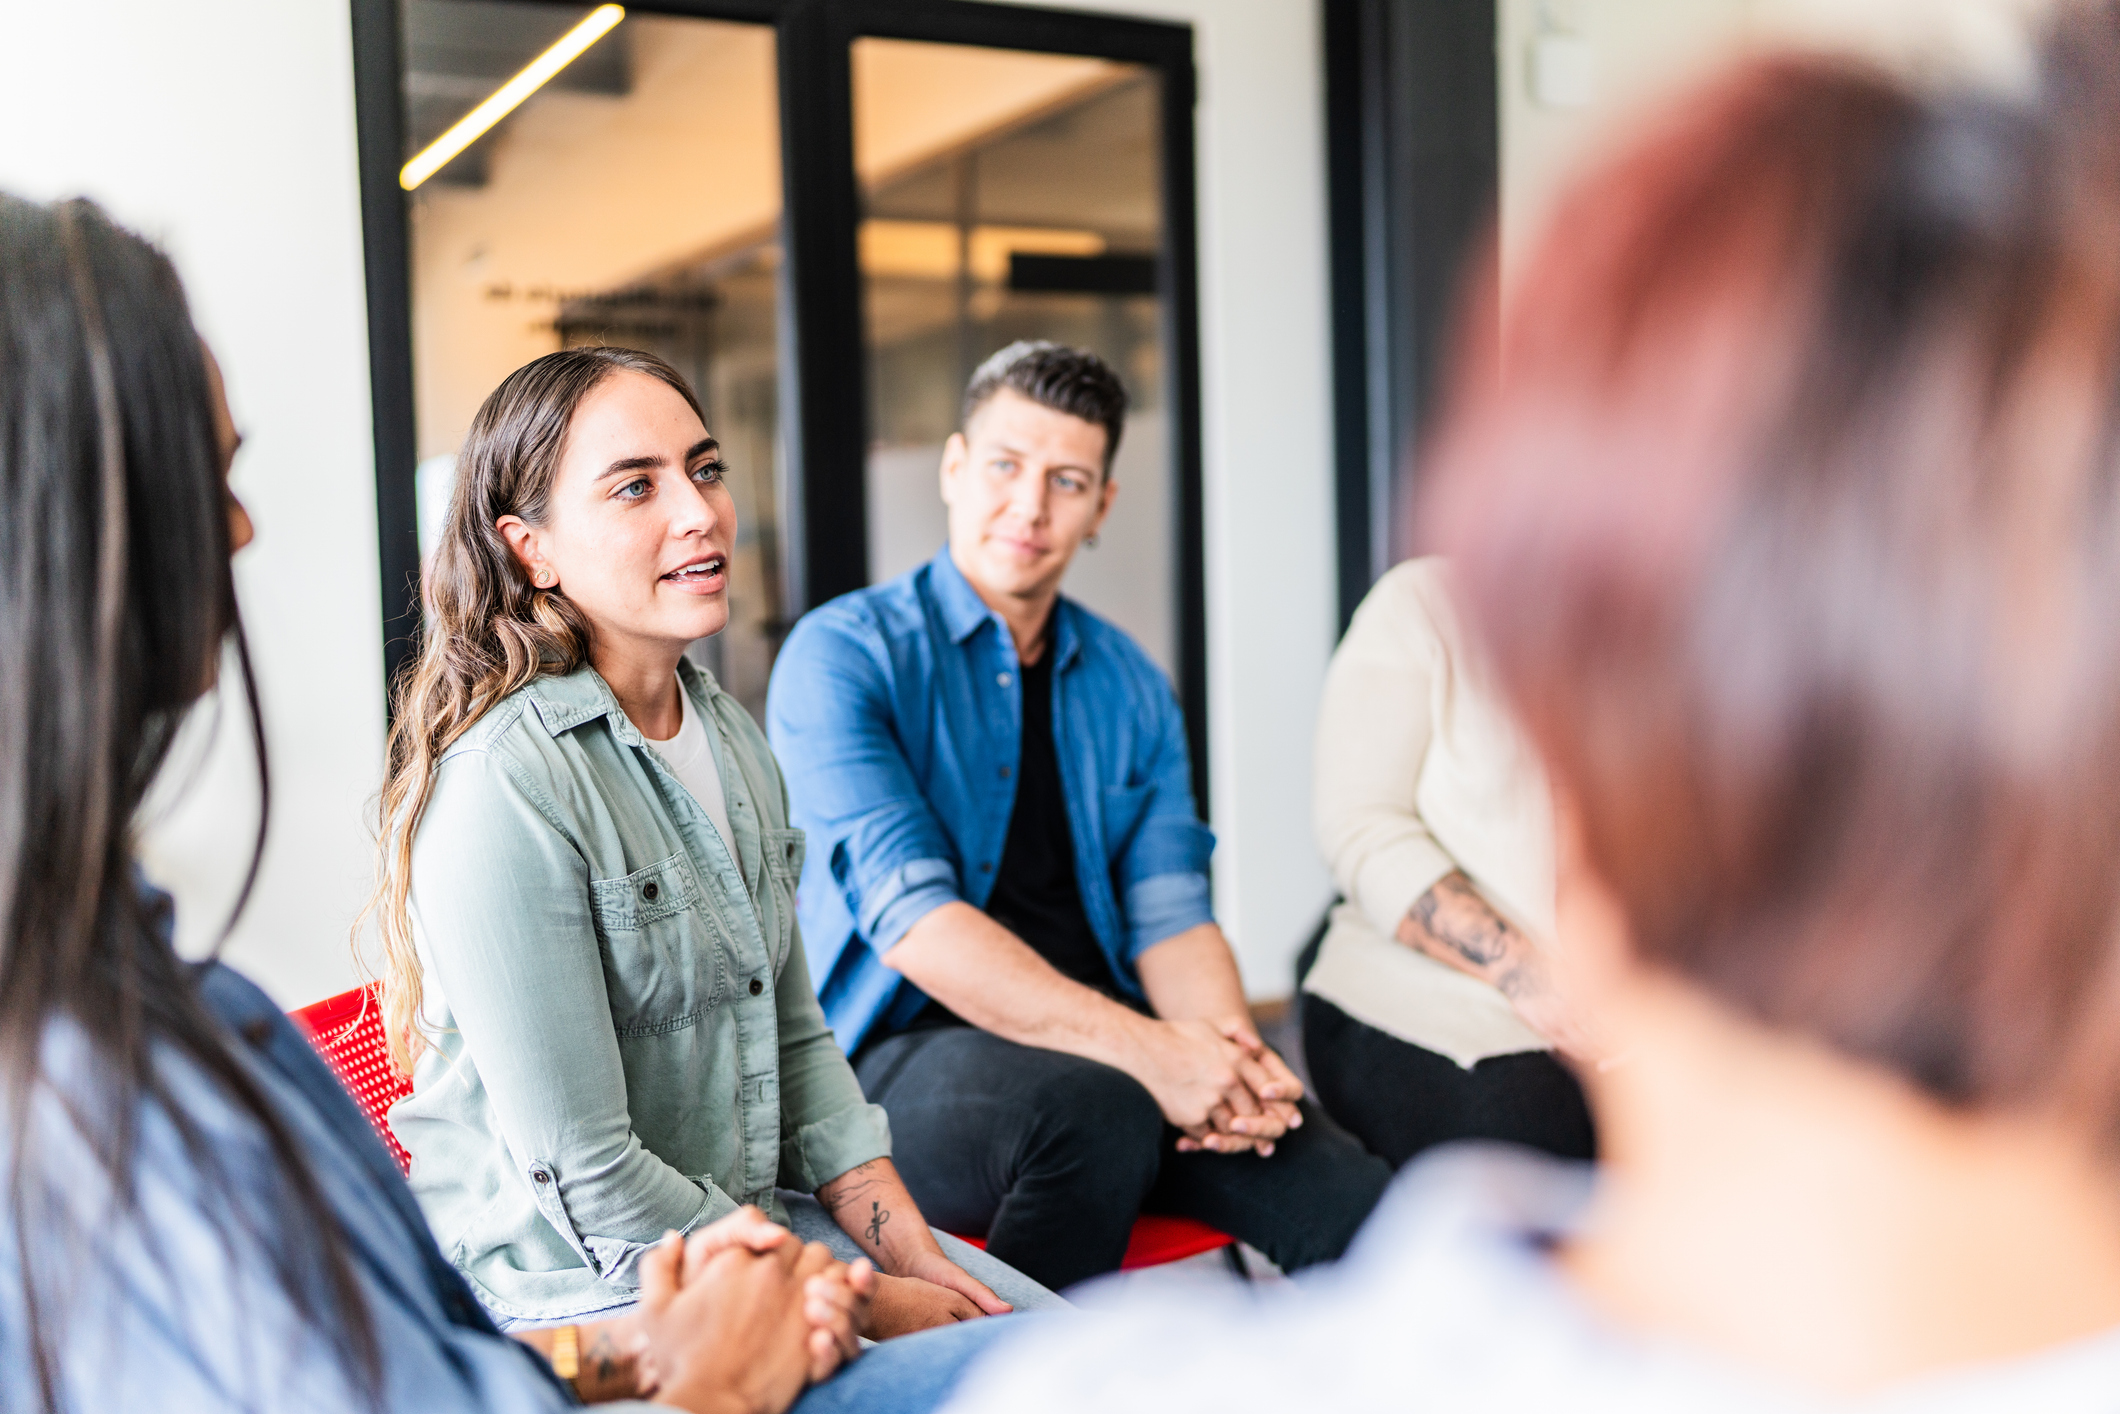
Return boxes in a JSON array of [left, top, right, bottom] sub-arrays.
[[960, 341, 1128, 472]]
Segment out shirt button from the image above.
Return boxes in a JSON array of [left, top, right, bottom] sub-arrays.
[[749, 978, 764, 996], [642, 881, 660, 902], [979, 861, 994, 872], [997, 672, 1012, 687], [999, 765, 1012, 778], [532, 1169, 551, 1185]]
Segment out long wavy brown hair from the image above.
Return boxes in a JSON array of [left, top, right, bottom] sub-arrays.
[[359, 347, 703, 1072]]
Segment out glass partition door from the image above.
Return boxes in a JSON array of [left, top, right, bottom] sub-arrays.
[[398, 1, 788, 716], [853, 40, 1174, 676], [356, 0, 1203, 780]]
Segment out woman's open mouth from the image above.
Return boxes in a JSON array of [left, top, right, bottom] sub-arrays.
[[661, 555, 728, 594]]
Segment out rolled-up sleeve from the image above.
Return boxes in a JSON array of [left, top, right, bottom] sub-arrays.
[[773, 916, 893, 1189], [1113, 670, 1217, 962], [410, 751, 726, 1288], [768, 614, 964, 954], [1313, 571, 1458, 938]]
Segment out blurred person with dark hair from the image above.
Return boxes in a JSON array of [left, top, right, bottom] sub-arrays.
[[941, 7, 2120, 1408], [1301, 556, 1595, 1169], [0, 191, 1034, 1413], [768, 342, 1389, 1291]]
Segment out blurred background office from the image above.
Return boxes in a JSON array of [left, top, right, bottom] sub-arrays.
[[0, 0, 2056, 1011]]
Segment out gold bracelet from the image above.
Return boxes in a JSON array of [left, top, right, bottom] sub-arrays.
[[549, 1323, 580, 1383]]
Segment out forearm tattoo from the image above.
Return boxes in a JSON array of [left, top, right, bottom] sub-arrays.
[[1406, 871, 1520, 973], [820, 1159, 893, 1249]]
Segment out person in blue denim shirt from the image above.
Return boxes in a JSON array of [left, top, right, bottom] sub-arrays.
[[768, 343, 1389, 1290], [0, 192, 1011, 1414]]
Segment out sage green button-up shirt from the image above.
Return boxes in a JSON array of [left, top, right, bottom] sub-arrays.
[[392, 661, 892, 1324]]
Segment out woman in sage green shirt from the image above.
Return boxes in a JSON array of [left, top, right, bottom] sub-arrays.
[[367, 347, 1048, 1338]]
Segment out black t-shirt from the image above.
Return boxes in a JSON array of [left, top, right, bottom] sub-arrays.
[[981, 650, 1116, 996], [899, 645, 1119, 1036]]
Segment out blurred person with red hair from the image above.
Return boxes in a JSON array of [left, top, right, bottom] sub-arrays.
[[938, 4, 2120, 1407]]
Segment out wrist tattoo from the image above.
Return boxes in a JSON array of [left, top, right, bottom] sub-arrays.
[[1409, 872, 1519, 971], [865, 1200, 890, 1245], [588, 1329, 620, 1386]]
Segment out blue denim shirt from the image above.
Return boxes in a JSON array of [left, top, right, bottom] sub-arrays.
[[0, 887, 601, 1412], [766, 549, 1216, 1051]]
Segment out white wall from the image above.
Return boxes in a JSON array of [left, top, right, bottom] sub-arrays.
[[1498, 0, 2055, 271], [0, 2, 385, 1005]]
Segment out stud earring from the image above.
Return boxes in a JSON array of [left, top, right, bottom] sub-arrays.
[[1086, 533, 1100, 549], [535, 570, 554, 588]]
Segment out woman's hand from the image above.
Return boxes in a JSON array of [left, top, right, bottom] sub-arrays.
[[895, 1247, 1009, 1314], [815, 1157, 1012, 1338], [863, 1271, 987, 1336], [634, 1231, 816, 1414], [1502, 963, 1606, 1064]]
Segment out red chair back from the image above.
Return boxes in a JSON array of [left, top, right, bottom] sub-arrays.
[[289, 983, 413, 1174]]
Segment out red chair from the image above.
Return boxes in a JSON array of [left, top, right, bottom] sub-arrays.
[[288, 983, 1245, 1274], [950, 1212, 1242, 1273], [289, 983, 413, 1174]]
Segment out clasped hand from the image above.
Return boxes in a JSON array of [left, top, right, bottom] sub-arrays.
[[630, 1206, 872, 1412], [1137, 1015, 1304, 1157]]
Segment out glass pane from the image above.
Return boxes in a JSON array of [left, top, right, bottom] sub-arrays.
[[402, 2, 787, 718], [852, 40, 1173, 676]]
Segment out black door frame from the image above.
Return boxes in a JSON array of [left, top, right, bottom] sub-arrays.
[[351, 0, 1209, 802], [1322, 0, 1497, 632]]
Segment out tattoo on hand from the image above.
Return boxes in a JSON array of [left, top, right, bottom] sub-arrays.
[[587, 1329, 619, 1385], [865, 1201, 890, 1245]]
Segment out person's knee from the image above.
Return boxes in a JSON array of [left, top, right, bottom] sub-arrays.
[[1268, 1112, 1394, 1270], [1022, 1059, 1163, 1183]]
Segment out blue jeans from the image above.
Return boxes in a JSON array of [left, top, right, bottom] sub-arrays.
[[777, 1191, 1066, 1315], [790, 1314, 1031, 1414]]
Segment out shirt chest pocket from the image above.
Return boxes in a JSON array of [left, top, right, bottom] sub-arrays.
[[589, 852, 726, 1035], [758, 827, 805, 973]]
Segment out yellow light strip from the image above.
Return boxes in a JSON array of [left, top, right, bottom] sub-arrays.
[[399, 4, 625, 191]]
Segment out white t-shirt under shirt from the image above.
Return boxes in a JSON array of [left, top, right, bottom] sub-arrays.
[[647, 680, 737, 869]]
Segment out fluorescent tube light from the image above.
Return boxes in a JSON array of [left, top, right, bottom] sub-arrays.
[[399, 4, 624, 191]]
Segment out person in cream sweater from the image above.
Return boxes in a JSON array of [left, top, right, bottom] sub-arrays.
[[1301, 557, 1594, 1166]]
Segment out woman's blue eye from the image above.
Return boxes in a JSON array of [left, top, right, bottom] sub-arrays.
[[617, 477, 651, 500], [692, 459, 727, 485]]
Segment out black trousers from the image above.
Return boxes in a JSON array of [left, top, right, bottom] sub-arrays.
[[1300, 991, 1596, 1169], [853, 1023, 1392, 1293]]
